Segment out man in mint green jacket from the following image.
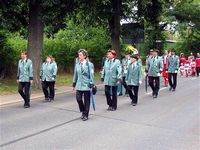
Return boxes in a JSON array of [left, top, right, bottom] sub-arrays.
[[17, 51, 33, 108], [101, 49, 122, 111], [126, 55, 142, 106], [146, 49, 163, 98], [40, 55, 57, 102], [167, 49, 179, 91], [73, 49, 94, 121]]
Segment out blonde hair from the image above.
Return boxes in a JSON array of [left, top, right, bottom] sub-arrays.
[[47, 55, 55, 62]]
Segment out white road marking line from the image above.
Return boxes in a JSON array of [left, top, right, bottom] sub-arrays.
[[146, 87, 168, 95], [191, 77, 197, 80]]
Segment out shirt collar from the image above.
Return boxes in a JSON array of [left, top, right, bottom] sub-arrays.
[[21, 58, 27, 62], [80, 59, 87, 65], [108, 58, 114, 62]]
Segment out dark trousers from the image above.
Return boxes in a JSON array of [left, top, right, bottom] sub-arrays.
[[105, 85, 117, 109], [127, 85, 139, 104], [149, 77, 160, 96], [76, 90, 90, 117], [18, 82, 30, 105], [42, 81, 55, 99], [122, 77, 128, 94], [196, 67, 200, 77], [168, 73, 177, 89]]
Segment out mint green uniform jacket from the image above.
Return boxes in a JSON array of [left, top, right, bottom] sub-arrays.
[[167, 55, 179, 73], [138, 58, 142, 66], [17, 59, 33, 82], [101, 59, 122, 86], [146, 56, 163, 77], [73, 61, 94, 91], [40, 62, 57, 81], [126, 62, 143, 86]]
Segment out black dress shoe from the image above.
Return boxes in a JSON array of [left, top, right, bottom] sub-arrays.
[[49, 98, 54, 102], [111, 107, 116, 111], [45, 97, 49, 101], [153, 94, 157, 98], [82, 116, 88, 121], [81, 113, 85, 119], [107, 106, 112, 111], [24, 105, 30, 108], [132, 103, 137, 106]]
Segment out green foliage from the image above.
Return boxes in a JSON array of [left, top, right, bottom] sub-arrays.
[[0, 30, 26, 78], [137, 0, 171, 52], [169, 0, 200, 55], [43, 21, 110, 72], [0, 0, 76, 36], [1, 21, 109, 77]]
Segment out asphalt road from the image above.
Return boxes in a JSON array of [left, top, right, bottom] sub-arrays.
[[0, 76, 199, 150]]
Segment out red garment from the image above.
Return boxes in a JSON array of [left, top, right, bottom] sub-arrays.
[[191, 61, 196, 68], [162, 64, 168, 77], [188, 56, 195, 63], [190, 61, 196, 76], [180, 56, 186, 65], [179, 65, 184, 76], [162, 55, 168, 86], [162, 55, 168, 78], [196, 57, 200, 67]]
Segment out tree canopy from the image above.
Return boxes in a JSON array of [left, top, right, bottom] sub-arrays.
[[0, 0, 199, 86]]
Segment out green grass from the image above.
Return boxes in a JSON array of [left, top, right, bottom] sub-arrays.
[[0, 72, 102, 95], [56, 73, 74, 86], [0, 79, 18, 95], [56, 72, 101, 85]]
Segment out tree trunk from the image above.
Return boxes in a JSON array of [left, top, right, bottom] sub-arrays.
[[28, 1, 44, 89], [109, 0, 121, 59]]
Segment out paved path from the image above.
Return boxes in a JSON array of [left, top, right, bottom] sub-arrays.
[[0, 76, 199, 149]]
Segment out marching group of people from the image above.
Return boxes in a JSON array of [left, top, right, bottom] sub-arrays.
[[179, 52, 200, 77], [17, 48, 199, 121], [17, 52, 57, 108]]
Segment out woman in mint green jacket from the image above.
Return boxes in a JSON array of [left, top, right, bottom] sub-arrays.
[[40, 55, 57, 102], [73, 49, 94, 121], [126, 55, 142, 106], [101, 49, 122, 111]]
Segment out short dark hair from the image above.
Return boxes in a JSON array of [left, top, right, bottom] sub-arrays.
[[21, 51, 27, 55], [171, 48, 176, 53], [131, 54, 138, 60], [78, 49, 88, 58]]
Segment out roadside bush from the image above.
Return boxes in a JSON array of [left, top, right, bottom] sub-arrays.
[[0, 30, 26, 78], [1, 22, 110, 77], [43, 21, 110, 72]]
